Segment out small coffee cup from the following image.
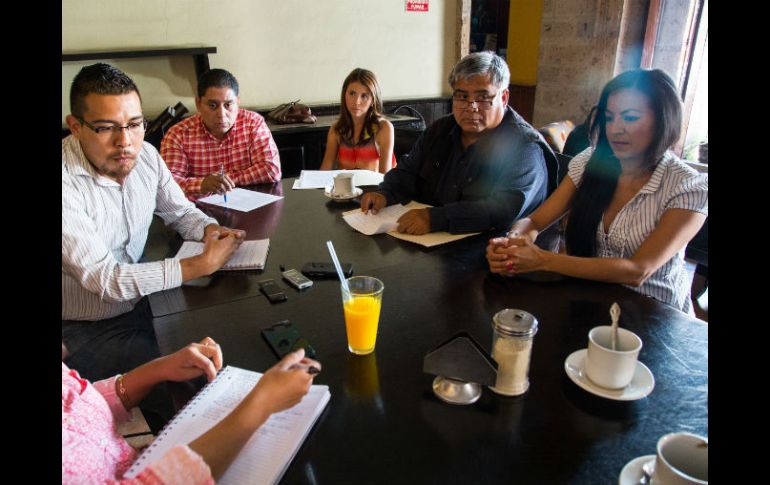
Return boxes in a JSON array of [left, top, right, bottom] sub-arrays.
[[333, 173, 355, 197], [584, 325, 641, 389], [652, 432, 708, 484]]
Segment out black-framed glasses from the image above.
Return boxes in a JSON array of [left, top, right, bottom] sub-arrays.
[[452, 92, 499, 111], [77, 117, 148, 137]]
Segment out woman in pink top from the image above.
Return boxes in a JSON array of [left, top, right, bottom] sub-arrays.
[[320, 68, 395, 174], [62, 338, 320, 484]]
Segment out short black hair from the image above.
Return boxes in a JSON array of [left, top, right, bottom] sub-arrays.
[[197, 68, 239, 97], [69, 63, 141, 119]]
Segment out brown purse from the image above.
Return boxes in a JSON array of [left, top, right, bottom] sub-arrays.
[[267, 99, 317, 124]]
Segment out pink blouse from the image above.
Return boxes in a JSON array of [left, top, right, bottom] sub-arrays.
[[62, 363, 214, 484]]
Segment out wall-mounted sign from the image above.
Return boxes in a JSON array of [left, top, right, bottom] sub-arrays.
[[406, 1, 429, 12]]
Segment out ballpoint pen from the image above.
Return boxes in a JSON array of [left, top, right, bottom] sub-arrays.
[[221, 164, 227, 203]]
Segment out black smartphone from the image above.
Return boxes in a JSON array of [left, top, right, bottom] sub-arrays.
[[301, 261, 353, 279], [259, 279, 287, 303], [261, 320, 317, 359]]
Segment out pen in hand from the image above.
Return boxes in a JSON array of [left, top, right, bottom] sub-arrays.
[[290, 363, 321, 375], [221, 164, 228, 203]]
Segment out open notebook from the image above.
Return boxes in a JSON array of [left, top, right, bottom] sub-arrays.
[[125, 366, 330, 484], [174, 239, 270, 270]]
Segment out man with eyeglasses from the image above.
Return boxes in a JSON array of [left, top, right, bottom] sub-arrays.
[[62, 63, 245, 399], [361, 51, 558, 236], [161, 68, 281, 199]]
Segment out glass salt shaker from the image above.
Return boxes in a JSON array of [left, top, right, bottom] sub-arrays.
[[490, 309, 538, 396]]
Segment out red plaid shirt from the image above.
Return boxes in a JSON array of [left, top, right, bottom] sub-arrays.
[[161, 109, 281, 198]]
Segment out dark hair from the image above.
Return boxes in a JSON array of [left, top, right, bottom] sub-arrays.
[[197, 68, 239, 97], [565, 69, 682, 257], [70, 63, 141, 119], [334, 68, 385, 144]]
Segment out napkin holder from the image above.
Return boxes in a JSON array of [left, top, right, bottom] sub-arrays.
[[423, 332, 497, 405]]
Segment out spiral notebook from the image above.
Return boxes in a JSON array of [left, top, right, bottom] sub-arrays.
[[174, 239, 270, 270], [124, 366, 330, 484]]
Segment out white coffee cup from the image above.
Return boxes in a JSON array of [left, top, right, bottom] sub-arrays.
[[332, 173, 355, 197], [584, 325, 641, 389], [651, 432, 708, 484]]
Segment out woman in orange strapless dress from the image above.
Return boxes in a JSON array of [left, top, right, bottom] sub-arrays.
[[320, 68, 395, 174]]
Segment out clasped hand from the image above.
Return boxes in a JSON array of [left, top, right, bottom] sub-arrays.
[[486, 235, 545, 275]]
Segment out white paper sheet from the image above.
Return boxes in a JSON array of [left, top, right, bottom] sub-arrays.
[[293, 170, 384, 189], [198, 188, 283, 212], [342, 201, 480, 247]]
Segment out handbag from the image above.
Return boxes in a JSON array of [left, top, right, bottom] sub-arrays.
[[267, 99, 317, 124]]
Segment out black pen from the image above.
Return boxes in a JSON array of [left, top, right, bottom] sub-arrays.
[[290, 363, 320, 375]]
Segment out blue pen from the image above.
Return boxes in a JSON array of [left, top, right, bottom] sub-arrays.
[[221, 164, 228, 203]]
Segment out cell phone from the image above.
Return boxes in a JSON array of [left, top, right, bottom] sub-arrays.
[[261, 320, 317, 359], [301, 261, 354, 279], [259, 279, 287, 303], [282, 268, 313, 290]]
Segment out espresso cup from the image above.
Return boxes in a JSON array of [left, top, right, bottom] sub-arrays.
[[584, 325, 641, 389], [651, 432, 708, 484], [333, 173, 355, 197]]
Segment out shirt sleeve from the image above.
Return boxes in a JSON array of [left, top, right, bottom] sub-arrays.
[[151, 144, 218, 242], [160, 125, 205, 196], [567, 147, 593, 187], [429, 141, 548, 234], [229, 114, 282, 186], [107, 446, 213, 485], [665, 170, 708, 215], [62, 171, 184, 303], [93, 376, 132, 424]]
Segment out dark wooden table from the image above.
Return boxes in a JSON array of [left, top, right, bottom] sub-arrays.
[[148, 178, 708, 484]]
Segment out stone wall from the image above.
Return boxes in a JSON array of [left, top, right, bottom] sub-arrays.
[[533, 0, 626, 128]]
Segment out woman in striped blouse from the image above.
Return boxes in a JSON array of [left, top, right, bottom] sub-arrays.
[[486, 69, 707, 314], [319, 68, 395, 174]]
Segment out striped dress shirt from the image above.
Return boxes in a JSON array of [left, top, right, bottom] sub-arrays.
[[568, 148, 708, 314], [160, 109, 281, 198], [62, 136, 217, 321]]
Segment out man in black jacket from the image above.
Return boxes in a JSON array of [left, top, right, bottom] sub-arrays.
[[361, 51, 557, 235]]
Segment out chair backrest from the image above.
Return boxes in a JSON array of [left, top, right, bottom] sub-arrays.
[[538, 120, 575, 154], [145, 102, 190, 150], [555, 152, 572, 187]]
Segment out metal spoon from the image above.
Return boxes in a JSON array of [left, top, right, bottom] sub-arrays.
[[638, 458, 655, 484], [610, 302, 620, 350]]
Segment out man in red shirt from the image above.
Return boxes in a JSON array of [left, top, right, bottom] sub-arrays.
[[161, 68, 281, 198]]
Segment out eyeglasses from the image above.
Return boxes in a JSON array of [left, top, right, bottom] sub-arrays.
[[77, 118, 148, 137], [452, 92, 499, 111]]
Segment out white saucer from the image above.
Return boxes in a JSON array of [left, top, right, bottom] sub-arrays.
[[618, 454, 656, 485], [564, 348, 654, 401], [324, 185, 363, 202]]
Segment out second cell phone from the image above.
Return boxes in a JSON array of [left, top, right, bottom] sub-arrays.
[[301, 262, 353, 279], [259, 279, 287, 303]]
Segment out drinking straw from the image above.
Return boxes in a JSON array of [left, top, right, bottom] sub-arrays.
[[326, 240, 350, 294]]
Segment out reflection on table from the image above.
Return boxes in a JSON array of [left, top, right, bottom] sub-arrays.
[[147, 178, 708, 484]]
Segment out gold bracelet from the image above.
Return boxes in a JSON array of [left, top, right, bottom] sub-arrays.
[[116, 374, 130, 407]]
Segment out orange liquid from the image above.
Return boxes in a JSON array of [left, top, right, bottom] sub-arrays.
[[344, 296, 381, 354]]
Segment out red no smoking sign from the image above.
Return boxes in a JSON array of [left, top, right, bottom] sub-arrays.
[[406, 1, 429, 12]]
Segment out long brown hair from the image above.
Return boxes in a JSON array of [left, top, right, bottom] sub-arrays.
[[565, 69, 682, 257], [334, 68, 385, 144]]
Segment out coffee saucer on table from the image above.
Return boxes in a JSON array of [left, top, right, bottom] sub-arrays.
[[324, 185, 363, 202], [618, 454, 656, 485], [563, 349, 654, 401]]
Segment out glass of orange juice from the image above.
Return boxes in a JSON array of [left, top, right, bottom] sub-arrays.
[[342, 276, 384, 355]]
